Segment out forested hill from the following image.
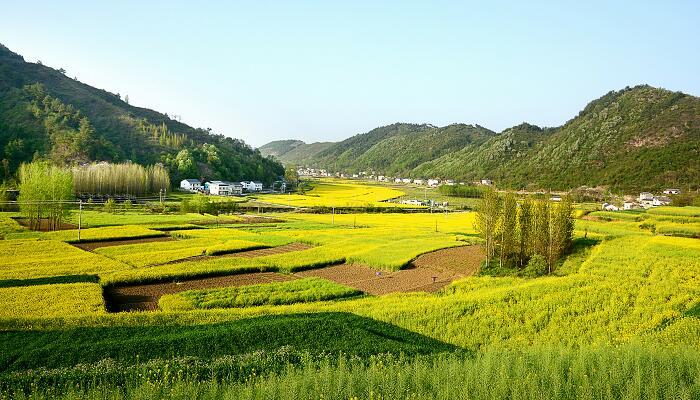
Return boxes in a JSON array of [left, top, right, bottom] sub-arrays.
[[0, 44, 283, 184], [258, 139, 333, 166], [263, 86, 700, 191]]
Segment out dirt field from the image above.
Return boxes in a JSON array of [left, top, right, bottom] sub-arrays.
[[104, 272, 297, 312], [72, 236, 174, 251], [296, 245, 484, 295]]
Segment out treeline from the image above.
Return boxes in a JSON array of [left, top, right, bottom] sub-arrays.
[[17, 161, 73, 230], [72, 162, 170, 196], [475, 188, 574, 276], [438, 184, 483, 198]]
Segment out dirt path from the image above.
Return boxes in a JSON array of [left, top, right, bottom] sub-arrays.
[[104, 272, 297, 312], [72, 236, 173, 251], [296, 245, 484, 295]]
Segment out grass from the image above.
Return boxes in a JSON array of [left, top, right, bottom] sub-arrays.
[[0, 213, 27, 239], [95, 238, 211, 267], [0, 313, 454, 372], [3, 344, 700, 400], [0, 283, 104, 318], [64, 210, 229, 228], [159, 278, 361, 311]]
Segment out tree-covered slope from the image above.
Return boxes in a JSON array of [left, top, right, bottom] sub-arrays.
[[0, 44, 283, 184], [274, 86, 699, 191], [258, 140, 333, 165]]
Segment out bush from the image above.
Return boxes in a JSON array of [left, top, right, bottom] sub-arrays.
[[103, 198, 116, 213], [523, 254, 548, 277]]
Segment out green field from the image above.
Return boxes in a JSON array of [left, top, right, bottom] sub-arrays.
[[1, 182, 700, 398]]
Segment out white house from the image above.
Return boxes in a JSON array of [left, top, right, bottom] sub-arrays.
[[480, 179, 493, 186], [242, 181, 263, 192], [427, 179, 440, 187], [445, 179, 455, 186], [623, 202, 638, 210], [602, 203, 619, 211], [180, 179, 202, 192], [402, 178, 412, 184], [663, 188, 681, 195], [230, 182, 244, 195], [549, 195, 562, 202], [208, 181, 231, 196], [394, 178, 402, 183], [413, 179, 424, 185], [653, 196, 671, 207], [400, 199, 424, 206], [638, 192, 654, 202]]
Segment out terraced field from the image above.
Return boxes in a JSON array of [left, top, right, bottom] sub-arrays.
[[1, 194, 700, 399]]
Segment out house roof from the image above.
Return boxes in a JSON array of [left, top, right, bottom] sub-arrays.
[[183, 179, 200, 183]]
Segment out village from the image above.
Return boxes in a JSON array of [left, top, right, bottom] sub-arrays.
[[179, 179, 286, 195]]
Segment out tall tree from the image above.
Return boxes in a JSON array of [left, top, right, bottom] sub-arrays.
[[500, 192, 517, 267], [518, 197, 533, 268], [475, 187, 501, 268], [532, 200, 550, 259], [18, 161, 73, 230]]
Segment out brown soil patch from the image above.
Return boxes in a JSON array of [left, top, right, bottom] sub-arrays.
[[104, 272, 297, 312], [233, 242, 312, 258], [72, 236, 174, 251], [411, 245, 485, 276], [14, 218, 77, 231], [296, 246, 484, 295]]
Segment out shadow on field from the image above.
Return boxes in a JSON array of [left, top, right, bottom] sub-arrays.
[[0, 312, 457, 372], [0, 274, 99, 289]]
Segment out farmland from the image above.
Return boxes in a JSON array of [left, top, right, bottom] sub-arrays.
[[1, 181, 700, 399]]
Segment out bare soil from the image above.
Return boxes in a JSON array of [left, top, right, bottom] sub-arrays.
[[72, 236, 174, 251], [296, 245, 485, 295], [104, 272, 297, 312], [14, 218, 77, 231]]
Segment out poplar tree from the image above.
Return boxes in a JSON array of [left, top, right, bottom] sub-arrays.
[[500, 192, 517, 266], [532, 200, 550, 259], [518, 197, 533, 268], [475, 187, 500, 268]]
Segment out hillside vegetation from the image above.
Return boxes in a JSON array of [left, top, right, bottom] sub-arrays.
[[0, 44, 283, 184], [265, 86, 699, 191]]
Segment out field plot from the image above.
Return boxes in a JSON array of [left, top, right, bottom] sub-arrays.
[[105, 272, 296, 311], [0, 283, 105, 318], [159, 278, 361, 311], [256, 180, 409, 208]]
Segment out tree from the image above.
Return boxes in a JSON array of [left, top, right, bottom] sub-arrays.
[[500, 192, 517, 267], [532, 200, 550, 260], [104, 198, 116, 213], [284, 167, 299, 190], [548, 196, 574, 273], [474, 187, 500, 268], [518, 197, 533, 268], [17, 161, 73, 230]]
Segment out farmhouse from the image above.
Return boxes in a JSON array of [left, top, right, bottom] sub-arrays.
[[480, 179, 493, 186], [400, 199, 424, 206], [653, 196, 671, 206], [663, 188, 681, 195], [444, 179, 455, 185], [242, 181, 263, 192], [208, 181, 231, 196], [402, 178, 412, 184], [427, 179, 440, 187], [549, 195, 562, 202], [413, 179, 424, 185], [602, 203, 619, 211], [394, 178, 402, 183], [229, 182, 244, 195], [623, 201, 638, 210], [180, 179, 202, 192]]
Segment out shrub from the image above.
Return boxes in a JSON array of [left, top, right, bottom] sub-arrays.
[[523, 254, 547, 277]]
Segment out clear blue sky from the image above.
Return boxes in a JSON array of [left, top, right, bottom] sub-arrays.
[[1, 1, 699, 147]]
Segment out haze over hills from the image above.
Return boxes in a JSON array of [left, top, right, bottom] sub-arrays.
[[261, 86, 700, 191], [0, 44, 283, 184]]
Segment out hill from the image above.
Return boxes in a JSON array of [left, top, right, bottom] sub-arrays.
[[259, 140, 333, 165], [266, 86, 699, 191], [0, 44, 283, 185]]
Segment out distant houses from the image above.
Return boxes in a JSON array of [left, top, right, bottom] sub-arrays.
[[179, 178, 274, 196], [663, 188, 681, 195]]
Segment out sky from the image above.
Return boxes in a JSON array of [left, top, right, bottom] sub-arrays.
[[1, 1, 699, 147]]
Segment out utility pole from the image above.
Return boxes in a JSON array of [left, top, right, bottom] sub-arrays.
[[78, 200, 83, 242], [332, 206, 335, 224]]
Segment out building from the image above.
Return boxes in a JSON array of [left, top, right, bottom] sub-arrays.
[[623, 202, 638, 210], [229, 183, 244, 195], [180, 179, 202, 192], [549, 195, 562, 202], [602, 203, 619, 211], [413, 179, 424, 185], [394, 178, 402, 183], [402, 178, 412, 184], [663, 188, 681, 195], [638, 192, 654, 202], [208, 181, 231, 196], [653, 196, 671, 207], [242, 181, 263, 192], [400, 199, 424, 206], [444, 179, 455, 186], [427, 179, 440, 187], [480, 179, 493, 186]]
